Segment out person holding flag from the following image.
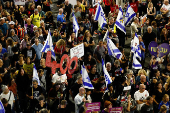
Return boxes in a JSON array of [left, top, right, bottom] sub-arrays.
[[26, 65, 43, 113], [94, 2, 107, 29], [115, 6, 126, 47], [72, 12, 79, 38], [124, 4, 136, 26], [41, 29, 56, 61]]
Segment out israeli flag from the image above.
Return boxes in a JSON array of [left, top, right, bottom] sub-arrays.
[[115, 7, 126, 34], [81, 65, 94, 89], [41, 29, 56, 60], [72, 12, 79, 37], [0, 101, 5, 113], [102, 59, 112, 90], [124, 5, 136, 26], [131, 33, 141, 60], [33, 64, 40, 85], [94, 3, 107, 28], [103, 30, 108, 41], [132, 51, 142, 69], [106, 35, 122, 59]]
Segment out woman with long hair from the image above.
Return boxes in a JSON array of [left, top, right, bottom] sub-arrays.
[[16, 54, 25, 70], [160, 28, 169, 43], [20, 34, 30, 51], [158, 94, 170, 113], [6, 38, 14, 58], [147, 2, 156, 23]]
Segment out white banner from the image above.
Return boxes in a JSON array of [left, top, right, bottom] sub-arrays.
[[70, 43, 84, 58], [14, 0, 25, 5]]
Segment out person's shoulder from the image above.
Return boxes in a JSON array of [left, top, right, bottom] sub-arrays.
[[134, 90, 140, 95]]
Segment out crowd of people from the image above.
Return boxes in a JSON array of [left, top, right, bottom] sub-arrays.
[[0, 0, 169, 113]]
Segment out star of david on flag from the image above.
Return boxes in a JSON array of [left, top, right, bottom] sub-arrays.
[[124, 5, 136, 26]]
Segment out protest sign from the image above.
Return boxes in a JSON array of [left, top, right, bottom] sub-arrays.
[[86, 102, 100, 113], [14, 0, 25, 5], [148, 41, 158, 56], [46, 51, 78, 74], [70, 43, 84, 58], [109, 107, 123, 113], [158, 43, 170, 57]]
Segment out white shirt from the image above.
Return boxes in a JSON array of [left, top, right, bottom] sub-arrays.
[[0, 91, 15, 109], [161, 4, 170, 17], [134, 90, 149, 111], [74, 93, 85, 113]]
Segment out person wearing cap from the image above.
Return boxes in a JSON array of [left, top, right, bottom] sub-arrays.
[[30, 9, 41, 28], [141, 96, 154, 113], [0, 18, 8, 38]]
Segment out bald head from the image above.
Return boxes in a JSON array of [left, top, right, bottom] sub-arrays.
[[79, 87, 85, 96], [59, 8, 63, 14]]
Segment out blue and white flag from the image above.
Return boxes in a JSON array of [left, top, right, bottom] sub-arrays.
[[33, 65, 40, 85], [103, 30, 108, 41], [0, 101, 5, 113], [107, 36, 122, 60], [102, 59, 112, 90], [115, 7, 126, 34], [72, 12, 79, 37], [131, 33, 141, 60], [132, 51, 142, 69], [94, 3, 107, 28], [41, 29, 56, 60], [124, 5, 136, 26], [81, 65, 94, 89]]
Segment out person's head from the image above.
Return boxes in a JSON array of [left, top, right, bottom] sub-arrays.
[[108, 84, 113, 91], [126, 69, 133, 78], [2, 85, 9, 94], [74, 5, 79, 12], [20, 6, 24, 12], [160, 105, 167, 113], [34, 9, 38, 15], [134, 17, 138, 23], [70, 32, 75, 38], [86, 89, 91, 95], [34, 37, 39, 45], [38, 69, 44, 77], [26, 57, 31, 64], [56, 39, 66, 48], [97, 76, 105, 84], [10, 29, 15, 36], [156, 81, 162, 89], [161, 28, 168, 35], [1, 18, 5, 24], [79, 87, 85, 96], [164, 0, 169, 5], [3, 53, 8, 60], [154, 69, 160, 77], [146, 96, 153, 105], [40, 58, 45, 67], [148, 2, 153, 8], [7, 38, 14, 47], [140, 75, 146, 82], [53, 29, 59, 36], [156, 14, 162, 20], [147, 26, 152, 33], [77, 75, 83, 84], [27, 18, 31, 24], [167, 63, 170, 71], [37, 5, 41, 12], [91, 66, 97, 73], [162, 94, 169, 102], [38, 95, 45, 104], [59, 8, 63, 14], [19, 68, 25, 76], [33, 80, 38, 88], [151, 21, 157, 28], [104, 101, 112, 109], [138, 35, 143, 42], [98, 40, 103, 47], [138, 69, 147, 76], [61, 100, 67, 107], [106, 62, 111, 71], [1, 98, 8, 107], [39, 108, 49, 113], [139, 84, 146, 92], [9, 21, 15, 28], [114, 60, 120, 67], [84, 30, 91, 38], [109, 17, 114, 24]]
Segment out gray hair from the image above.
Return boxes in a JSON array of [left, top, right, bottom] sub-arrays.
[[147, 26, 152, 30], [34, 9, 38, 12], [106, 62, 111, 66]]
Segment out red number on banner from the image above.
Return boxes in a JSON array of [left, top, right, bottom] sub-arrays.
[[45, 51, 78, 74]]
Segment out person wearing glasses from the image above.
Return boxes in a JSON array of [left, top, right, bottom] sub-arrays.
[[134, 84, 149, 112]]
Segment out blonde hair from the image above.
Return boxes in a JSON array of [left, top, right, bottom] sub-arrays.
[[162, 94, 169, 102], [56, 39, 66, 47], [84, 30, 92, 38], [160, 105, 167, 112], [166, 77, 170, 86], [161, 28, 168, 36], [148, 2, 153, 8], [138, 69, 148, 76]]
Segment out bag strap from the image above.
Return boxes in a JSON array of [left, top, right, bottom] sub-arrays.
[[8, 91, 11, 102]]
